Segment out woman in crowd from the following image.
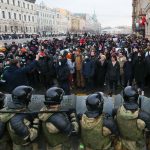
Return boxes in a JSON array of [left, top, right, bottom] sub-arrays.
[[106, 54, 120, 94]]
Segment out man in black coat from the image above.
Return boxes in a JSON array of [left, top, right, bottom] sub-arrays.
[[55, 56, 70, 95], [3, 54, 40, 92], [95, 55, 107, 89], [123, 58, 133, 87], [133, 54, 145, 92]]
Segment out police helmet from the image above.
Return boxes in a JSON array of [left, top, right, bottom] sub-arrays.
[[86, 93, 104, 117], [123, 86, 139, 110], [12, 86, 33, 106], [0, 92, 5, 109], [45, 87, 64, 105]]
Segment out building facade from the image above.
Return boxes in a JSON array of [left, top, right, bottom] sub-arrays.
[[0, 0, 101, 35], [0, 0, 37, 34], [54, 8, 71, 34], [71, 15, 86, 33], [72, 13, 101, 34], [36, 3, 56, 35], [144, 2, 150, 39], [132, 0, 149, 37]]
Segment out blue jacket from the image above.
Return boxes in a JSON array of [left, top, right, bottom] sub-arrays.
[[3, 61, 37, 92], [82, 59, 94, 78]]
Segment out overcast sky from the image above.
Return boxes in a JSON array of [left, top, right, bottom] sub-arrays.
[[36, 0, 132, 27]]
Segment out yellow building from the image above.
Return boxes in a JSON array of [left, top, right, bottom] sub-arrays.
[[54, 8, 71, 33]]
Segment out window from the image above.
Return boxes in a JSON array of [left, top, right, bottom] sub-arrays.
[[28, 16, 30, 21], [24, 15, 26, 21], [31, 5, 33, 10], [26, 27, 28, 32], [27, 4, 29, 9], [1, 0, 3, 3], [23, 2, 25, 8], [15, 26, 18, 32], [8, 12, 11, 19], [14, 13, 16, 19], [2, 11, 5, 18], [19, 14, 21, 20], [18, 1, 20, 7], [11, 26, 13, 32], [12, 0, 15, 6], [32, 16, 34, 22], [7, 0, 9, 4], [5, 26, 7, 32]]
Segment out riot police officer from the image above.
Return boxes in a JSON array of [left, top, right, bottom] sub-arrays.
[[0, 92, 12, 150], [114, 86, 150, 150], [80, 93, 119, 150], [38, 87, 79, 150], [6, 86, 39, 150]]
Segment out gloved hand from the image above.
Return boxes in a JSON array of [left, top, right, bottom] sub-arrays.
[[70, 112, 79, 133], [32, 118, 40, 130]]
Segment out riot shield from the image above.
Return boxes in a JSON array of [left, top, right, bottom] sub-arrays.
[[114, 94, 124, 109], [139, 96, 150, 114], [114, 94, 150, 114], [76, 95, 114, 116], [5, 94, 76, 111], [76, 96, 87, 115], [103, 96, 114, 116]]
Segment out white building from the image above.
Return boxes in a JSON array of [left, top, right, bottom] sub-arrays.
[[0, 0, 37, 34], [74, 13, 101, 34], [36, 3, 56, 35], [54, 8, 71, 34]]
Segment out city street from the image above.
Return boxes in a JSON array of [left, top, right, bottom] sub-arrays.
[[1, 0, 150, 150]]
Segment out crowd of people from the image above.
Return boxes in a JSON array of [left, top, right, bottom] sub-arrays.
[[0, 33, 65, 40], [0, 33, 150, 95]]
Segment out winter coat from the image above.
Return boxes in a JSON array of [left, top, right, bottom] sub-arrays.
[[56, 60, 70, 82], [123, 61, 133, 79], [95, 60, 107, 85], [75, 55, 83, 71], [133, 58, 146, 82], [37, 58, 49, 74], [82, 58, 94, 78], [3, 61, 37, 92], [106, 61, 120, 81]]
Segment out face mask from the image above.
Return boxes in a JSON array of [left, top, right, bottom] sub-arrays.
[[59, 61, 61, 66], [85, 56, 89, 59], [128, 59, 131, 62]]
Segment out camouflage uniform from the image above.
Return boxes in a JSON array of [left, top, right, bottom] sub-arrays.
[[0, 107, 14, 150], [116, 105, 147, 150], [39, 106, 76, 150], [80, 114, 113, 150], [6, 108, 39, 150]]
